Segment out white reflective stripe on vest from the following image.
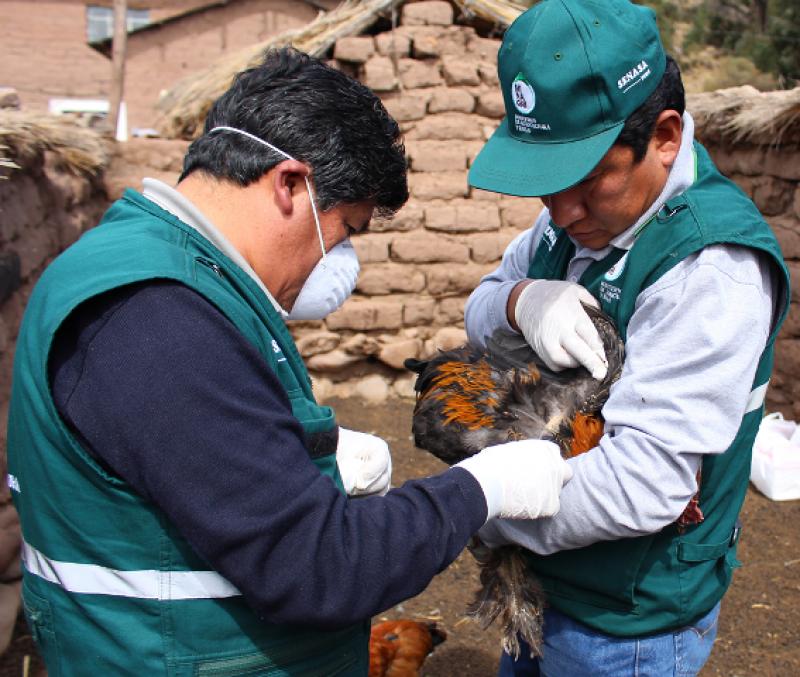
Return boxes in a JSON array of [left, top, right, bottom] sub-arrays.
[[22, 541, 241, 600], [745, 381, 769, 415]]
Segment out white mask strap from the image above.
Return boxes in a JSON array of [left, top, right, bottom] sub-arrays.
[[208, 125, 327, 263]]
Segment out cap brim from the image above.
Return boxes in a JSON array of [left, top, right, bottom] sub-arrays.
[[469, 118, 624, 197]]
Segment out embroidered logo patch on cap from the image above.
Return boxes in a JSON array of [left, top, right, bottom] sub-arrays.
[[511, 74, 535, 114]]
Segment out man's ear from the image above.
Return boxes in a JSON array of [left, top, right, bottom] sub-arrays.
[[652, 110, 682, 169], [270, 159, 311, 216]]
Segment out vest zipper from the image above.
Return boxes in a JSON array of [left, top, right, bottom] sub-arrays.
[[195, 257, 223, 277]]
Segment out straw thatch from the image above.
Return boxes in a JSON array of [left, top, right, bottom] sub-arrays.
[[689, 86, 800, 146], [0, 111, 112, 176], [0, 147, 18, 178], [155, 0, 526, 140]]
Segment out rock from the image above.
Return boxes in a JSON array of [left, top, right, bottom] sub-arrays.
[[381, 91, 431, 122], [406, 112, 487, 141], [775, 338, 800, 379], [341, 333, 381, 356], [378, 338, 423, 369], [352, 233, 392, 262], [357, 263, 426, 295], [403, 298, 436, 325], [393, 374, 418, 399], [370, 200, 424, 232], [499, 198, 543, 230], [408, 170, 468, 201], [433, 327, 468, 351], [470, 186, 501, 201], [407, 140, 468, 172], [428, 88, 475, 114], [752, 176, 794, 216], [330, 381, 356, 400], [476, 91, 506, 118], [0, 253, 21, 307], [401, 1, 454, 26], [326, 299, 403, 331], [0, 88, 20, 110], [363, 56, 398, 92], [399, 59, 443, 89], [375, 32, 411, 58], [441, 57, 480, 87], [435, 297, 466, 324], [425, 263, 494, 296], [469, 231, 515, 263], [467, 34, 500, 63], [391, 232, 469, 263], [355, 374, 390, 404], [478, 63, 500, 86], [311, 376, 335, 403], [425, 199, 500, 232], [404, 25, 470, 58], [768, 216, 800, 259], [334, 36, 375, 63], [306, 349, 364, 372], [296, 331, 340, 358]]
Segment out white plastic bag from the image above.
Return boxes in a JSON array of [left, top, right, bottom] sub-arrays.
[[750, 412, 800, 501]]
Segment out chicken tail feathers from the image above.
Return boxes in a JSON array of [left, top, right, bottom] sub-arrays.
[[466, 543, 546, 660]]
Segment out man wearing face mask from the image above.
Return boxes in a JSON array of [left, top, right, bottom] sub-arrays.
[[6, 48, 574, 676]]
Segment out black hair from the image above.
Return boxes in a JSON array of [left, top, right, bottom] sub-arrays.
[[180, 47, 408, 216], [615, 55, 686, 162]]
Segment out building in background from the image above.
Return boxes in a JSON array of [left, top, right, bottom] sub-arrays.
[[0, 0, 338, 133]]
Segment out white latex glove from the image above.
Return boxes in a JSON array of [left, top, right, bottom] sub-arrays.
[[455, 440, 573, 521], [514, 279, 608, 379], [336, 427, 392, 497]]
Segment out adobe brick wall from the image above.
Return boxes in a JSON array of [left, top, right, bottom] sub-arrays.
[[290, 1, 543, 403]]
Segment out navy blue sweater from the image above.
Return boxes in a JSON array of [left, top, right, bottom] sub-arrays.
[[48, 281, 487, 629]]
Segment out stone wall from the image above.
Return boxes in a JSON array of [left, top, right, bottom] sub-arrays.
[[0, 146, 108, 652], [292, 1, 542, 403], [697, 140, 800, 419]]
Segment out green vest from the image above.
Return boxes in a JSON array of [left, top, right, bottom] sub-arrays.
[[525, 143, 790, 636], [7, 190, 369, 676]]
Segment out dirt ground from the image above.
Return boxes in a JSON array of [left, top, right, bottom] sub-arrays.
[[1, 396, 798, 677], [332, 397, 800, 677]]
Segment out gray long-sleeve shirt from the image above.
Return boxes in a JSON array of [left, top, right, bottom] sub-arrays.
[[467, 113, 778, 554]]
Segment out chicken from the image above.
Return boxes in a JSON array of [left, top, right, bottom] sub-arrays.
[[404, 304, 625, 658], [368, 620, 446, 677]]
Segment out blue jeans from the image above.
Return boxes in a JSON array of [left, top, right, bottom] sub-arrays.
[[498, 602, 720, 677]]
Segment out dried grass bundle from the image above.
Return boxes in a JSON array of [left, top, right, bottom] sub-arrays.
[[689, 86, 800, 146], [155, 0, 528, 140], [451, 0, 525, 26], [0, 111, 112, 176]]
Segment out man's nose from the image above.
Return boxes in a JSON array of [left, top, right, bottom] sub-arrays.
[[543, 187, 586, 228]]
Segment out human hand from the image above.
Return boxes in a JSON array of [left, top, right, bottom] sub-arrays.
[[513, 279, 608, 379], [336, 427, 392, 497], [455, 440, 573, 521]]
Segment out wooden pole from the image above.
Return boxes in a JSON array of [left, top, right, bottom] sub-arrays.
[[108, 0, 128, 138]]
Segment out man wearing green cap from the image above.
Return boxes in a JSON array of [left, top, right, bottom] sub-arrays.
[[465, 0, 790, 674]]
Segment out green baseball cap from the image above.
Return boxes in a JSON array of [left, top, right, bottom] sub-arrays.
[[469, 0, 666, 197]]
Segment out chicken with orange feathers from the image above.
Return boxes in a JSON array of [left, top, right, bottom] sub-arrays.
[[405, 305, 625, 658], [368, 620, 446, 677]]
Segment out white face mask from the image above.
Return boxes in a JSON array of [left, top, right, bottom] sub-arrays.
[[207, 126, 360, 320]]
